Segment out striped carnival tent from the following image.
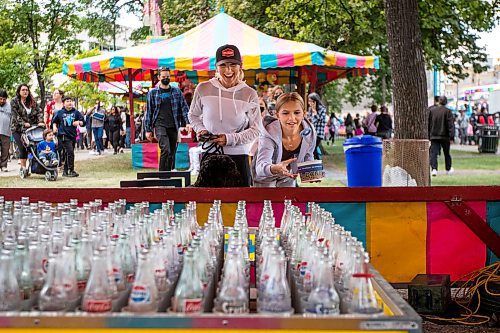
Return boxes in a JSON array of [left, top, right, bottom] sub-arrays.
[[63, 12, 379, 86]]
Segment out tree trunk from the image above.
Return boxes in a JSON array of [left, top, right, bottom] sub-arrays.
[[384, 0, 428, 139], [378, 44, 387, 106], [36, 72, 46, 111]]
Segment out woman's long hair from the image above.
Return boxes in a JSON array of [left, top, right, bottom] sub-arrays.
[[308, 92, 325, 108], [16, 84, 36, 108]]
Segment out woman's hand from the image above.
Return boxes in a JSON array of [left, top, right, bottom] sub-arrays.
[[214, 134, 227, 146], [270, 158, 298, 179], [197, 130, 208, 140], [24, 122, 31, 128]]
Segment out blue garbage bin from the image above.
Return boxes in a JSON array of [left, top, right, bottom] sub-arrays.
[[343, 135, 383, 187]]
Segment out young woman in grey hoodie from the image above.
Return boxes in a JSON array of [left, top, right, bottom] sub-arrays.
[[188, 44, 260, 186], [253, 92, 316, 187]]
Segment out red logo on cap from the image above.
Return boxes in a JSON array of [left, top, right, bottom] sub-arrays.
[[222, 48, 235, 57]]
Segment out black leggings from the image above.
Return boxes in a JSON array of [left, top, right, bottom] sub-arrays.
[[109, 128, 121, 153], [12, 132, 28, 159]]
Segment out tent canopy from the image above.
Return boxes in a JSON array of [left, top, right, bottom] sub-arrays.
[[63, 13, 379, 83]]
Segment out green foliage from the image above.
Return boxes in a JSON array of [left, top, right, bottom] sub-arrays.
[[0, 44, 32, 95], [160, 0, 218, 36], [130, 26, 151, 44]]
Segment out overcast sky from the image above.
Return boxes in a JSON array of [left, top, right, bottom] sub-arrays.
[[117, 10, 500, 58]]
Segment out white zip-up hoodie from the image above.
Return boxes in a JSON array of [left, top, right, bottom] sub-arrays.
[[188, 78, 260, 155]]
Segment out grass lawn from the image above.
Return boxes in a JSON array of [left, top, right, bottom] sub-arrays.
[[0, 139, 496, 188], [0, 153, 155, 188]]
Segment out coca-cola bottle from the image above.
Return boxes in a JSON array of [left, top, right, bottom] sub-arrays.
[[74, 236, 92, 294], [38, 253, 72, 311], [81, 249, 113, 313], [172, 248, 203, 313], [0, 250, 21, 311], [305, 258, 340, 315], [127, 249, 159, 312]]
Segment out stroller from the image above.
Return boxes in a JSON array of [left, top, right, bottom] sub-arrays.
[[20, 126, 59, 181]]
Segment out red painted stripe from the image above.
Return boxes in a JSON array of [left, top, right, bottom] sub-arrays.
[[277, 54, 295, 67], [192, 57, 210, 70], [0, 187, 498, 204], [141, 58, 159, 70]]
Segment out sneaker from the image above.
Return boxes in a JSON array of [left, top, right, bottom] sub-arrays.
[[69, 170, 79, 177], [113, 151, 117, 155], [62, 170, 69, 177], [446, 167, 454, 175], [431, 169, 438, 177], [43, 160, 49, 166], [51, 160, 59, 166], [120, 148, 124, 153]]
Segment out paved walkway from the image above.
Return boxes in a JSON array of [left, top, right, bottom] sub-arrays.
[[0, 148, 109, 177]]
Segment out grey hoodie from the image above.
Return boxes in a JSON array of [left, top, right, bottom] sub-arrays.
[[188, 78, 260, 155], [253, 116, 316, 187]]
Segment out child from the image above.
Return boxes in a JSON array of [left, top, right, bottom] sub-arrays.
[[37, 129, 58, 167], [467, 119, 475, 145], [354, 118, 364, 136]]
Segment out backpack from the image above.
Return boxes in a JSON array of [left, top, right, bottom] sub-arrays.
[[487, 115, 494, 125]]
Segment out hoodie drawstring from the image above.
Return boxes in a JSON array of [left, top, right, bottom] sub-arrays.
[[218, 87, 222, 123], [232, 90, 237, 116]]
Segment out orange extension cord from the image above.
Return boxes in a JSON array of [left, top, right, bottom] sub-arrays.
[[424, 262, 500, 326]]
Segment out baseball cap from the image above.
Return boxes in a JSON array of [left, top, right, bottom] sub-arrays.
[[216, 44, 242, 66]]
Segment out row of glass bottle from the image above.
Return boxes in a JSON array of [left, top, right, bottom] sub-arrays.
[[0, 196, 225, 312], [255, 200, 384, 315]]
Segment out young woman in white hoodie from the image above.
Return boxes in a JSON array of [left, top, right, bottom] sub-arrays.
[[188, 44, 260, 187], [253, 93, 316, 187]]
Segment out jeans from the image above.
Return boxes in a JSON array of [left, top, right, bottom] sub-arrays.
[[92, 127, 104, 153], [430, 139, 452, 171], [39, 151, 57, 164], [125, 127, 131, 147], [156, 126, 178, 171]]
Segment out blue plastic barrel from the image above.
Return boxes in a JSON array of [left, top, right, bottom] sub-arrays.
[[343, 135, 383, 187]]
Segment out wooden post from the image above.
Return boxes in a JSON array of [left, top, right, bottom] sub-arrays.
[[310, 65, 318, 93], [128, 68, 135, 143]]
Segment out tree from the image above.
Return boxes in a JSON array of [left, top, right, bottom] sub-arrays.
[[160, 0, 218, 36], [384, 0, 427, 139], [5, 0, 83, 109], [82, 0, 144, 50], [0, 44, 32, 95]]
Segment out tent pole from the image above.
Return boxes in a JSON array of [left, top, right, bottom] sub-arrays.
[[310, 65, 318, 93], [128, 68, 135, 144]]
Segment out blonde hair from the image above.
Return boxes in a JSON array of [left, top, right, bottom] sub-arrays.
[[275, 92, 305, 113]]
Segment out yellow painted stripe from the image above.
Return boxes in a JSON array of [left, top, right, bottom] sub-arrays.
[[242, 55, 261, 69], [367, 202, 427, 283], [67, 64, 76, 74], [196, 203, 237, 227], [323, 51, 337, 67], [99, 59, 111, 71], [364, 57, 374, 68], [0, 328, 407, 333], [175, 57, 193, 71], [293, 52, 312, 67], [123, 57, 141, 69]]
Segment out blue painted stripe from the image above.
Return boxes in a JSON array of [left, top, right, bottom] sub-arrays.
[[486, 201, 500, 265], [346, 57, 358, 68], [209, 57, 216, 70], [311, 51, 325, 66], [260, 54, 277, 68], [374, 57, 380, 69], [111, 56, 124, 69], [158, 57, 176, 69], [62, 63, 68, 75], [174, 203, 185, 214], [319, 203, 367, 247], [131, 144, 143, 169], [82, 62, 92, 73]]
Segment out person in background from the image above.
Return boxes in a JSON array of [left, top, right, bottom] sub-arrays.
[[123, 107, 131, 148], [145, 67, 190, 171], [51, 96, 85, 177], [344, 113, 354, 139], [44, 89, 64, 129], [189, 44, 259, 186], [85, 108, 93, 150], [0, 90, 12, 172], [254, 92, 316, 187], [428, 96, 454, 177], [267, 85, 284, 116], [91, 101, 106, 155], [326, 112, 339, 145], [354, 118, 364, 136], [307, 92, 327, 160], [363, 105, 378, 136], [105, 106, 122, 155], [11, 84, 44, 174], [375, 106, 393, 139], [37, 129, 58, 167], [458, 109, 469, 145], [103, 108, 111, 150]]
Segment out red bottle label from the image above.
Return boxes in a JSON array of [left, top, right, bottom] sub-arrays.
[[183, 299, 202, 313], [83, 299, 112, 312], [77, 280, 87, 292]]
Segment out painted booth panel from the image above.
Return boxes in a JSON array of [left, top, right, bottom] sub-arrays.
[[319, 203, 367, 247], [486, 201, 500, 265], [366, 202, 427, 283], [427, 201, 487, 281]]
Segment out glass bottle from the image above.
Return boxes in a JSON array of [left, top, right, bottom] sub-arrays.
[[81, 249, 113, 313], [38, 254, 71, 311], [305, 258, 340, 315], [0, 250, 21, 311], [172, 249, 203, 313], [127, 249, 159, 312]]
